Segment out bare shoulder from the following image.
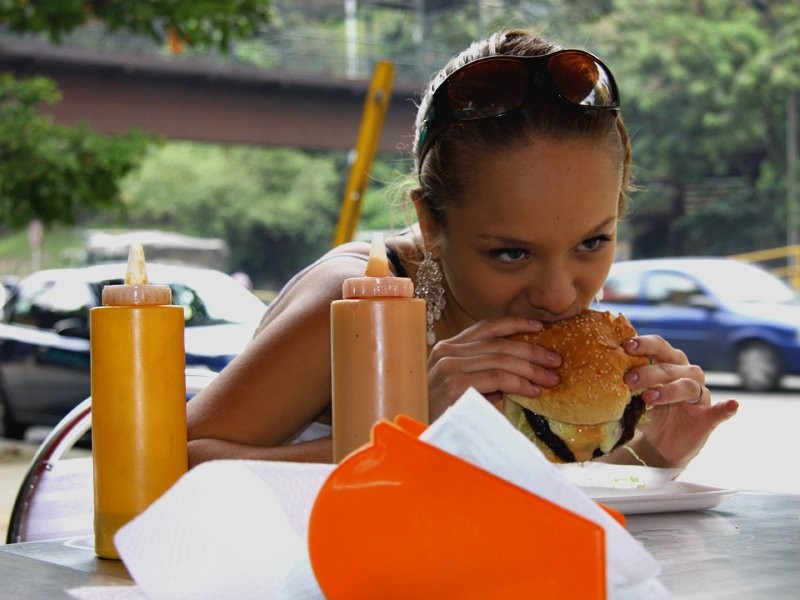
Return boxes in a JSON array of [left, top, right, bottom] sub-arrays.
[[263, 243, 370, 319], [261, 235, 417, 328], [187, 244, 375, 445]]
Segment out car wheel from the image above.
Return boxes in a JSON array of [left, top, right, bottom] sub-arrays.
[[736, 342, 782, 392]]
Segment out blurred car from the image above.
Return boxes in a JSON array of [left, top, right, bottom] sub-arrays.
[[0, 263, 267, 438], [600, 258, 800, 391]]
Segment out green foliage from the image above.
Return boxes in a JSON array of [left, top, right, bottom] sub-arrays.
[[675, 190, 783, 256], [360, 155, 416, 233], [0, 74, 153, 229], [0, 0, 274, 52], [88, 142, 413, 287], [579, 0, 800, 255], [107, 143, 345, 287]]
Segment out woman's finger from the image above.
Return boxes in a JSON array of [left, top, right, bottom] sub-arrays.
[[446, 316, 544, 344], [626, 361, 705, 394], [640, 378, 706, 406], [623, 335, 688, 365], [430, 352, 559, 392]]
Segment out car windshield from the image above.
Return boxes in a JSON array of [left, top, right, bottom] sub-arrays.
[[698, 263, 797, 303], [171, 270, 266, 325], [96, 268, 267, 326]]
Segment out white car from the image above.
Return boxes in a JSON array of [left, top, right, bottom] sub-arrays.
[[0, 263, 267, 438]]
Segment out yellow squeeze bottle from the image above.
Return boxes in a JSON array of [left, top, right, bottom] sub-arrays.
[[331, 232, 429, 462], [90, 244, 187, 559]]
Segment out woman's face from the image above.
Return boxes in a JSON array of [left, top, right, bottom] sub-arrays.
[[433, 135, 621, 325]]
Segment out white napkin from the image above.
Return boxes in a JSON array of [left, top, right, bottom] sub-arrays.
[[419, 388, 669, 600], [69, 388, 667, 599], [70, 461, 334, 600]]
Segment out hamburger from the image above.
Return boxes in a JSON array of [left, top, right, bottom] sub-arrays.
[[504, 309, 649, 463]]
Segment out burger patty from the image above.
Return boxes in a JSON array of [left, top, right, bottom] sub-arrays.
[[523, 395, 646, 463]]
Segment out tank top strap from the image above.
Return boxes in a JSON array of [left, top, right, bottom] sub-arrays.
[[385, 245, 408, 278]]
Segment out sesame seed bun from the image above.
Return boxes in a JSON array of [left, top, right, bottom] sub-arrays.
[[503, 310, 649, 462], [505, 310, 647, 423]]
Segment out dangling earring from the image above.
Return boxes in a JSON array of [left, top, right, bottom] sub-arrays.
[[415, 252, 446, 346], [594, 287, 604, 304]]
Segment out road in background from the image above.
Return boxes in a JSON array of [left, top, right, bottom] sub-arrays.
[[680, 375, 800, 494], [1, 375, 798, 542]]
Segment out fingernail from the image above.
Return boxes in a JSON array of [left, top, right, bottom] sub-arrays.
[[624, 339, 639, 351], [644, 388, 661, 403], [624, 371, 639, 385], [544, 371, 559, 386], [545, 351, 561, 366]]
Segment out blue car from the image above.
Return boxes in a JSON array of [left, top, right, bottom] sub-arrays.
[[0, 262, 267, 438], [600, 258, 800, 391]]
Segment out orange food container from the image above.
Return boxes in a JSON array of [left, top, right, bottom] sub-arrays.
[[308, 415, 611, 599]]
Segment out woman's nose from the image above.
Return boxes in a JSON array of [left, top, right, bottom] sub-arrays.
[[526, 264, 577, 317]]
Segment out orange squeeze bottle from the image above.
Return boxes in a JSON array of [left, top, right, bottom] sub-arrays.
[[90, 244, 187, 559], [331, 232, 428, 463]]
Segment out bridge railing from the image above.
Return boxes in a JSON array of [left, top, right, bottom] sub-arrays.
[[729, 245, 800, 290]]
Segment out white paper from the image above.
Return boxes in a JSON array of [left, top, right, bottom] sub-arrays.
[[71, 461, 333, 600]]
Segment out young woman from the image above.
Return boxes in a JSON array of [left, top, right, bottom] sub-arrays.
[[186, 28, 738, 468]]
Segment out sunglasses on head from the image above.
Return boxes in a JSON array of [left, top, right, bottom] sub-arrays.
[[416, 49, 621, 172]]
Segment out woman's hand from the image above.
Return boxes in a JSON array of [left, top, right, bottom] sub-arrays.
[[621, 335, 739, 468], [426, 317, 562, 420]]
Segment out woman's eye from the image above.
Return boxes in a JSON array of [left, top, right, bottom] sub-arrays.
[[491, 247, 528, 263], [578, 235, 611, 252]]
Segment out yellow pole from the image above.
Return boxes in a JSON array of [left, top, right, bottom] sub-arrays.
[[332, 60, 395, 247]]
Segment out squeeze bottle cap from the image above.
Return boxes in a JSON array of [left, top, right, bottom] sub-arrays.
[[342, 232, 414, 299], [101, 244, 173, 306]]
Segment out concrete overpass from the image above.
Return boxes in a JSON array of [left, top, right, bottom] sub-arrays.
[[0, 38, 424, 154]]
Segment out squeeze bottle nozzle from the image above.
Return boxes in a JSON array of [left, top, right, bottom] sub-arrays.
[[365, 232, 391, 277], [126, 242, 149, 285], [102, 244, 172, 306], [342, 232, 413, 299]]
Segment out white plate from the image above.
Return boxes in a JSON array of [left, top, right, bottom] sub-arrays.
[[554, 463, 736, 514], [586, 481, 736, 514], [556, 463, 683, 490]]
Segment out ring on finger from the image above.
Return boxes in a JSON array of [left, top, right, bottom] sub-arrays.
[[686, 385, 705, 405]]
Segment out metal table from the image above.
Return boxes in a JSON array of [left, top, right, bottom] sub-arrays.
[[0, 491, 797, 598], [0, 535, 130, 598], [626, 490, 800, 598]]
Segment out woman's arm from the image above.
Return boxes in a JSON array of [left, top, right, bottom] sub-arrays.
[[188, 436, 332, 467], [186, 248, 369, 466]]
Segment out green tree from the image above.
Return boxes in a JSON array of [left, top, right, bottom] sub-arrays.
[[0, 0, 273, 52], [110, 143, 343, 287], [0, 74, 151, 228], [0, 0, 274, 231], [588, 0, 800, 256]]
